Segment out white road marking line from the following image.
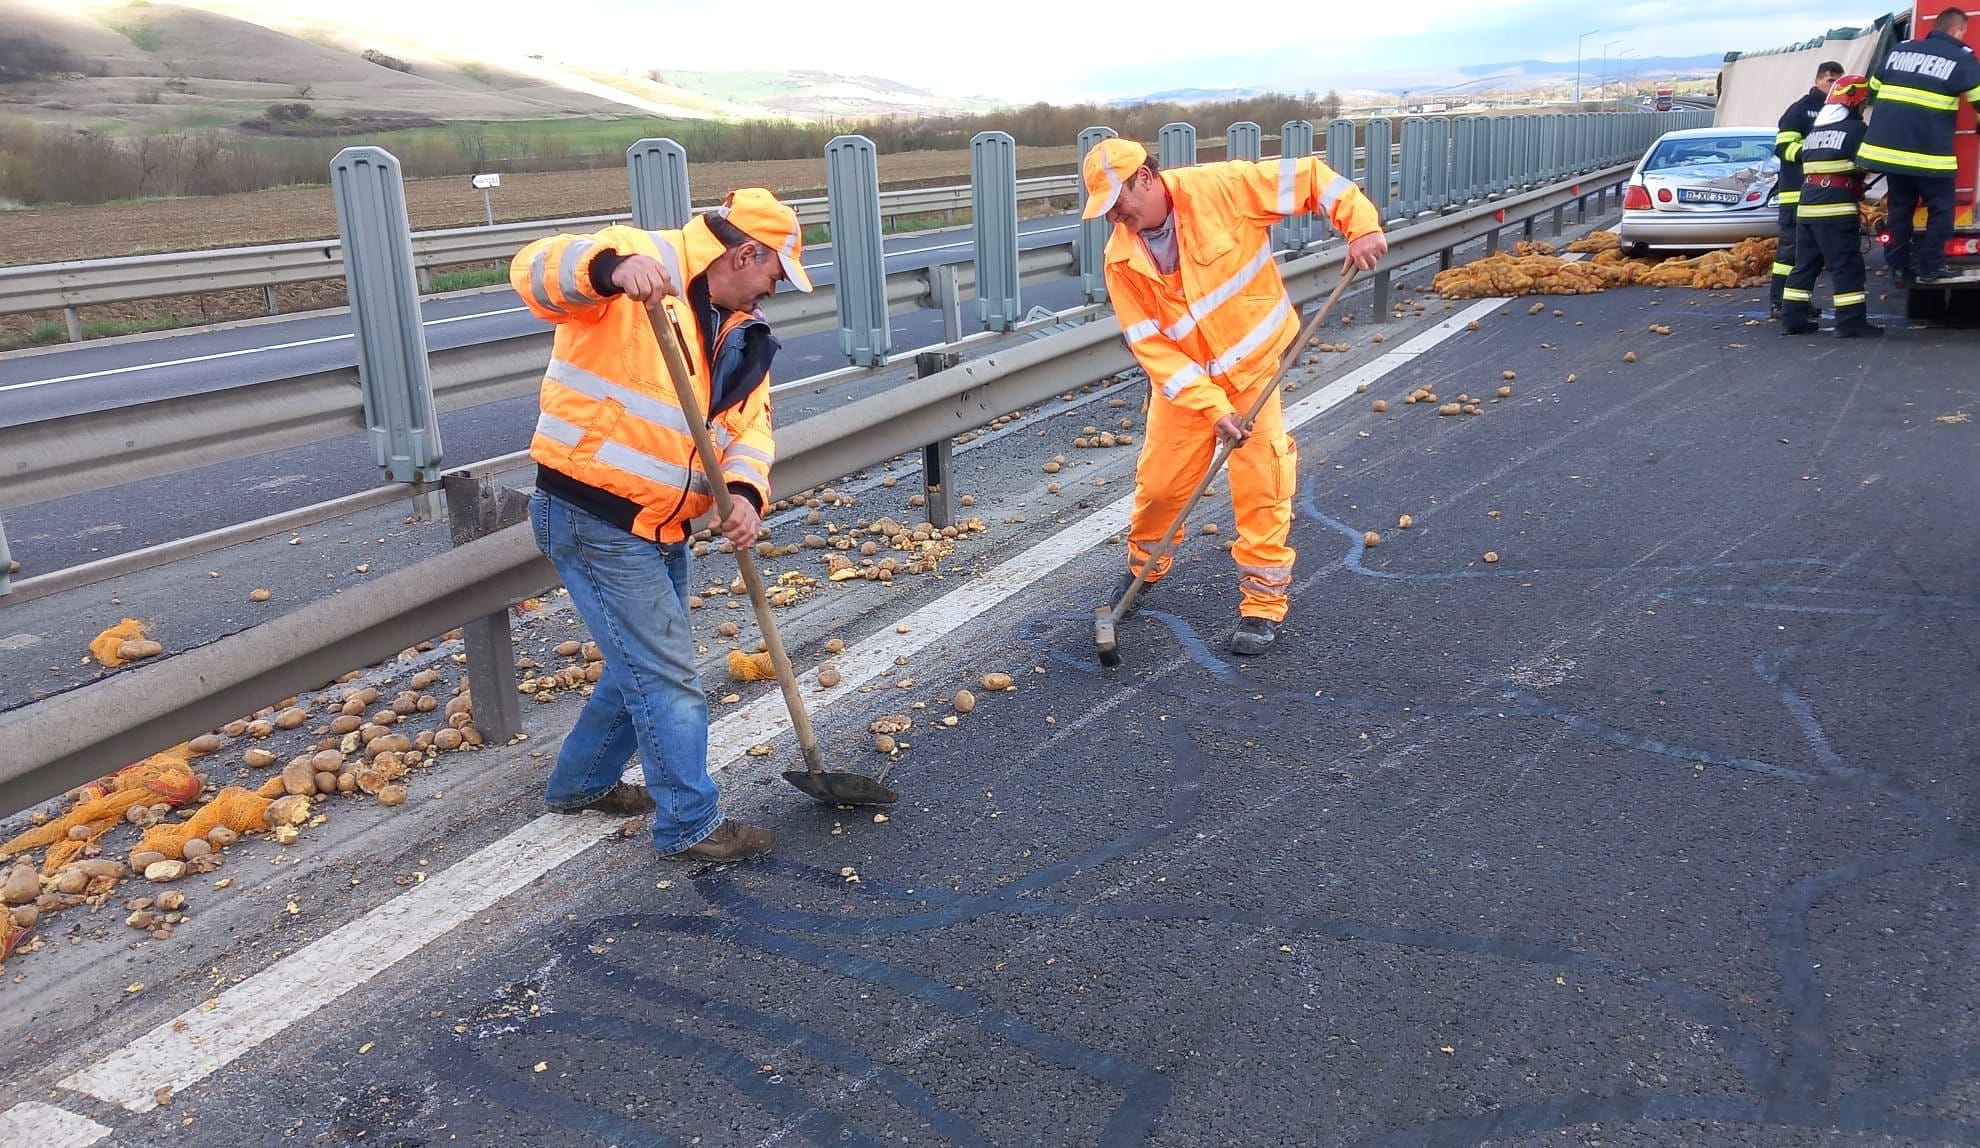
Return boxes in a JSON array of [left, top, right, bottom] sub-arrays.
[[51, 284, 1515, 1120], [0, 307, 531, 394], [0, 1101, 111, 1146]]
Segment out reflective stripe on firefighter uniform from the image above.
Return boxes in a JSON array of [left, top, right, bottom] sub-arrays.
[[1860, 30, 1980, 175], [1784, 106, 1874, 332], [1771, 85, 1829, 297], [1104, 155, 1382, 622], [511, 221, 777, 543]]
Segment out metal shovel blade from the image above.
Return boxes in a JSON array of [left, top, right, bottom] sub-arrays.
[[782, 769, 900, 806]]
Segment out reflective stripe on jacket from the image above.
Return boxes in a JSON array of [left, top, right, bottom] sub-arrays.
[[510, 220, 777, 543], [1797, 107, 1868, 220], [1104, 156, 1382, 419], [1861, 30, 1980, 176]]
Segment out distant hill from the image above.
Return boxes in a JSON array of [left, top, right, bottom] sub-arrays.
[[0, 0, 992, 135]]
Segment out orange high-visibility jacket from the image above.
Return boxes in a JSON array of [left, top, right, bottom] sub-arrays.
[[511, 219, 777, 543], [1104, 157, 1382, 418]]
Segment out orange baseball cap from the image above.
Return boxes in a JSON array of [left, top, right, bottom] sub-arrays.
[[714, 187, 813, 292], [1081, 138, 1149, 220]]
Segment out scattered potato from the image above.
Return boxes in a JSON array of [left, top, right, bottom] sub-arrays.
[[954, 689, 977, 713], [1372, 399, 1388, 412], [1465, 320, 1480, 331], [1398, 514, 1414, 530], [1363, 531, 1381, 547], [980, 672, 1015, 692], [1438, 403, 1461, 416], [817, 664, 842, 689], [1497, 385, 1513, 398], [1201, 523, 1219, 536], [249, 588, 272, 603], [874, 733, 898, 753], [1483, 551, 1501, 563], [1501, 370, 1516, 380], [1042, 461, 1061, 474], [1623, 352, 1637, 363]]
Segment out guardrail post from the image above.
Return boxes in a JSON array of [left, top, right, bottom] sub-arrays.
[[627, 138, 693, 230], [1159, 122, 1196, 168], [330, 146, 443, 518], [1490, 116, 1513, 196], [62, 306, 80, 342], [1274, 119, 1316, 251], [1451, 117, 1477, 204], [441, 467, 529, 744], [1363, 117, 1393, 221], [1226, 121, 1262, 162], [826, 134, 890, 367], [932, 261, 963, 345], [1076, 126, 1117, 303], [0, 517, 11, 598], [1551, 203, 1565, 236], [263, 285, 279, 314], [1399, 117, 1427, 218], [1325, 119, 1356, 187], [1426, 117, 1451, 211], [914, 350, 962, 529], [971, 130, 1021, 333]]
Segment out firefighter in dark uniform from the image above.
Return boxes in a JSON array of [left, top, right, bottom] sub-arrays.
[[1859, 6, 1980, 286], [1782, 75, 1881, 338], [1772, 61, 1846, 313]]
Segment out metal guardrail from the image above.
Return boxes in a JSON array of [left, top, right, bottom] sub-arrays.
[[0, 177, 1086, 322], [0, 145, 1414, 327], [0, 162, 1639, 816]]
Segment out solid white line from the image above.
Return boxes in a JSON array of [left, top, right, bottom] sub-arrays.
[[0, 306, 531, 394], [51, 284, 1516, 1118], [0, 1101, 111, 1146]]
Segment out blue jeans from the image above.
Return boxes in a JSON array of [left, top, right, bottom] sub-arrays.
[[529, 490, 721, 855]]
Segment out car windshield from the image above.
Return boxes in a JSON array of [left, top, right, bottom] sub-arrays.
[[1643, 136, 1777, 172]]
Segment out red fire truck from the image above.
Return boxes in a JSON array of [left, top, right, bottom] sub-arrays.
[[1871, 1, 1980, 318]]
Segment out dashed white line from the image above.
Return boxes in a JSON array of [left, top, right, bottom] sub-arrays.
[[0, 1101, 111, 1146]]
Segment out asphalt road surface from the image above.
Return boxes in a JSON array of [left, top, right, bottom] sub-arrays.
[[2, 262, 1975, 1146]]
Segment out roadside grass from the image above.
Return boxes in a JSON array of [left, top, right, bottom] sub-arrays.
[[0, 321, 65, 351]]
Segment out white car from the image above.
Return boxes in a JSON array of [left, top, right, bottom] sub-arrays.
[[1617, 127, 1782, 253]]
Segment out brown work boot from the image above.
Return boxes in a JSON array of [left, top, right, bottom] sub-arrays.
[[549, 781, 655, 817], [663, 819, 774, 862]]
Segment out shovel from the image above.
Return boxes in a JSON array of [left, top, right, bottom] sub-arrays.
[[640, 299, 898, 807]]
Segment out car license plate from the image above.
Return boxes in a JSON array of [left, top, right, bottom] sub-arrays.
[[1678, 188, 1742, 205]]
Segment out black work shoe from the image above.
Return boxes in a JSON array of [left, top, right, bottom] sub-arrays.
[[550, 781, 655, 817], [663, 819, 775, 862], [1780, 323, 1819, 336], [1110, 571, 1151, 619], [1837, 324, 1885, 339], [1228, 616, 1280, 656]]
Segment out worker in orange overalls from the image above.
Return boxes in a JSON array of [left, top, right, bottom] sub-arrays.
[[510, 188, 811, 863], [1084, 137, 1388, 655]]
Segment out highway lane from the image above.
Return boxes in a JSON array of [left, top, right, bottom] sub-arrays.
[[0, 214, 1084, 425], [1, 274, 1095, 576]]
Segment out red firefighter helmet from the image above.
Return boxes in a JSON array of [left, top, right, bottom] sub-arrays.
[[1828, 74, 1871, 109]]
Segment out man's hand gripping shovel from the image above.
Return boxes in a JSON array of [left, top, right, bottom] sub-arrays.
[[638, 299, 898, 806]]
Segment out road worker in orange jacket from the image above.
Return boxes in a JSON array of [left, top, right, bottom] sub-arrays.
[[1084, 137, 1388, 655], [510, 187, 812, 863]]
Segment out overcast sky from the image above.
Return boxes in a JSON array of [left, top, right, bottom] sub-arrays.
[[158, 0, 1898, 102]]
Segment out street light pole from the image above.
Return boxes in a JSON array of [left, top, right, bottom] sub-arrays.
[[1602, 39, 1622, 104], [1575, 29, 1600, 104]]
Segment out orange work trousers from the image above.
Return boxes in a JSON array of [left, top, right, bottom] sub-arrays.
[[1125, 378, 1298, 622]]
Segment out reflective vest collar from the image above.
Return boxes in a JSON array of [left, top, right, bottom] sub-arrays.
[[1103, 171, 1241, 284]]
